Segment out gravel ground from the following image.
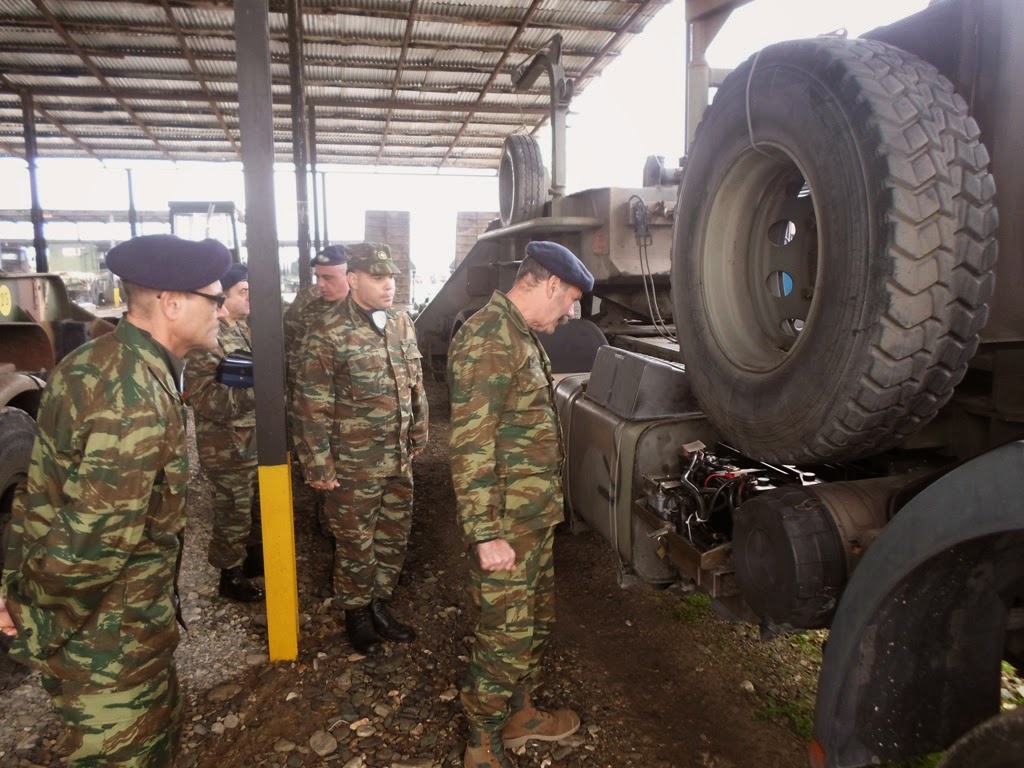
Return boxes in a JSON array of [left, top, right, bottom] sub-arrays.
[[1, 381, 828, 768]]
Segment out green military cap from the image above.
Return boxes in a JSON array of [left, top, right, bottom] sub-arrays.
[[346, 242, 400, 275]]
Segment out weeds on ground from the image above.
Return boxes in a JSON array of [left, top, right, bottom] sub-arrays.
[[887, 754, 942, 768], [753, 695, 815, 740], [657, 590, 713, 625], [1002, 660, 1024, 709]]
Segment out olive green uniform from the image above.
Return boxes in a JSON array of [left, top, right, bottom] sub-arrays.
[[184, 318, 260, 570], [2, 320, 189, 766], [293, 295, 428, 607], [448, 291, 563, 733]]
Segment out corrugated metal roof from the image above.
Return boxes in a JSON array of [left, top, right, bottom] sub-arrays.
[[0, 0, 671, 168]]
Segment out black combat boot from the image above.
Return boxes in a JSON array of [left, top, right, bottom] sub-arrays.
[[219, 566, 265, 603], [243, 544, 264, 578], [369, 598, 416, 643], [345, 606, 381, 655]]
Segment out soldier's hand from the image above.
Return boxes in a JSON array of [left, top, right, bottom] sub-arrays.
[[309, 479, 340, 491], [0, 598, 18, 638], [476, 539, 516, 571]]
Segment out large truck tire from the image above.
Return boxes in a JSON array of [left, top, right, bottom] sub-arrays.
[[0, 406, 37, 575], [498, 134, 547, 226], [935, 708, 1024, 768], [672, 37, 997, 464]]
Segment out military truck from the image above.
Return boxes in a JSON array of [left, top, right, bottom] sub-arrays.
[[416, 0, 1022, 764], [0, 270, 110, 571]]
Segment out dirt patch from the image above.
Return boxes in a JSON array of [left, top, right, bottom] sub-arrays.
[[187, 381, 813, 767], [0, 380, 818, 768]]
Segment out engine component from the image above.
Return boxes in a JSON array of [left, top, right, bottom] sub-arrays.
[[733, 477, 910, 630], [641, 441, 810, 553]]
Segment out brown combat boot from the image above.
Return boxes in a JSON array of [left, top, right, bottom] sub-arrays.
[[502, 695, 580, 749], [464, 729, 516, 768]]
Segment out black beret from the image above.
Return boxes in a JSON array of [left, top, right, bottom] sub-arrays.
[[347, 242, 400, 275], [525, 240, 594, 293], [221, 263, 248, 292], [107, 235, 232, 292], [312, 244, 347, 267]]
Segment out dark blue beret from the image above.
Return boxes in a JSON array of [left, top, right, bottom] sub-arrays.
[[221, 263, 248, 292], [525, 240, 594, 293], [107, 235, 232, 291], [312, 244, 347, 267]]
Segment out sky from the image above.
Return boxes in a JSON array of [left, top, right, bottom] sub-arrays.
[[0, 0, 931, 299]]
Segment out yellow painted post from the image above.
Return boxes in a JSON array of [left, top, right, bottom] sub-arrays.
[[258, 463, 299, 660]]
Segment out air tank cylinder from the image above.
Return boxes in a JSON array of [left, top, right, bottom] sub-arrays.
[[732, 476, 920, 629]]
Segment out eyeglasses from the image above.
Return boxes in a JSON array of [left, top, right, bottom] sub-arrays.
[[186, 289, 227, 309]]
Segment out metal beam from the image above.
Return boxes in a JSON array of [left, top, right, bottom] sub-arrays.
[[0, 43, 609, 76], [0, 18, 619, 58], [20, 91, 47, 272], [0, 67, 554, 98], [8, 85, 551, 114], [573, 0, 668, 89], [440, 0, 544, 166], [685, 0, 752, 23], [377, 0, 419, 164], [234, 0, 299, 662], [157, 0, 240, 157], [0, 139, 26, 159], [126, 169, 138, 237], [0, 72, 102, 162], [308, 103, 320, 254], [0, 208, 169, 224], [287, 0, 312, 284], [29, 0, 173, 161]]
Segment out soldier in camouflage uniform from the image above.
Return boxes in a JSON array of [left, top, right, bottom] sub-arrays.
[[0, 234, 230, 767], [293, 242, 428, 656], [284, 245, 350, 533], [448, 241, 593, 768], [283, 245, 350, 435], [184, 263, 264, 603]]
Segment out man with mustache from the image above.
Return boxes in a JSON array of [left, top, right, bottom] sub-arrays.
[[448, 240, 593, 767]]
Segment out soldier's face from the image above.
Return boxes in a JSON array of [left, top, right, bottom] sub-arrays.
[[223, 280, 250, 320], [537, 281, 581, 334], [349, 272, 396, 312], [183, 280, 229, 351], [315, 264, 350, 302]]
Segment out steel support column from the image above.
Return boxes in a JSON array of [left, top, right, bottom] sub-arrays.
[[20, 92, 47, 272], [234, 0, 299, 661], [685, 1, 739, 150], [321, 172, 329, 244], [126, 168, 138, 237], [308, 104, 320, 254], [287, 0, 312, 289]]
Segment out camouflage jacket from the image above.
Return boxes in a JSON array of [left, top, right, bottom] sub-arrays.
[[1, 320, 188, 686], [448, 291, 564, 545], [184, 318, 257, 473], [283, 284, 332, 392], [293, 295, 428, 483]]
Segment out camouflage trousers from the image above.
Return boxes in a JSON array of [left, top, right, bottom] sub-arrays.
[[206, 467, 262, 570], [461, 525, 555, 732], [41, 663, 182, 767], [323, 473, 413, 608]]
